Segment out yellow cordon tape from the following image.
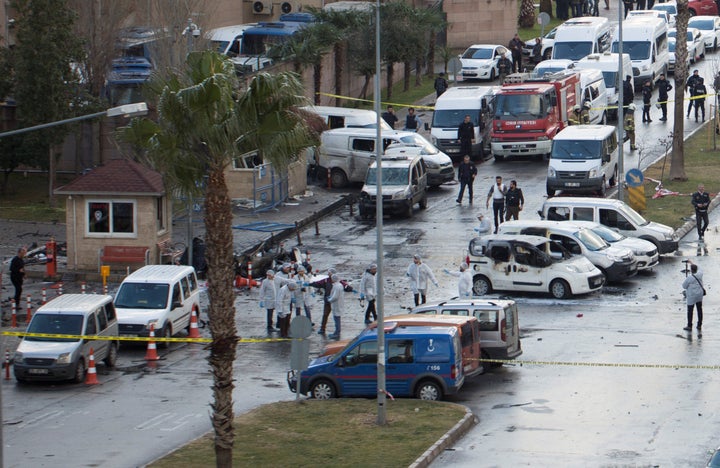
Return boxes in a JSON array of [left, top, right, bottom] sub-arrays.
[[316, 92, 435, 111], [477, 357, 720, 370], [0, 331, 291, 343]]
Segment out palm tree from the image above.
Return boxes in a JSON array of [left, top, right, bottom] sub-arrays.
[[518, 0, 536, 28], [419, 4, 447, 80], [670, 0, 690, 180], [120, 50, 318, 467]]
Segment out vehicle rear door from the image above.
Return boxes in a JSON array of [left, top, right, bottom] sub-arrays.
[[385, 339, 415, 396]]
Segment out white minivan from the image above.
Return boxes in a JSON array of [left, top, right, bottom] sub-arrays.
[[612, 16, 669, 88], [538, 196, 679, 254], [14, 294, 119, 383], [114, 265, 202, 347], [551, 17, 613, 62], [575, 53, 633, 121], [577, 69, 608, 125], [546, 124, 619, 197], [302, 106, 392, 131]]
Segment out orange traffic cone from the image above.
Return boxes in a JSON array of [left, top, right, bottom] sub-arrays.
[[85, 348, 100, 385], [145, 324, 160, 361], [188, 307, 201, 339]]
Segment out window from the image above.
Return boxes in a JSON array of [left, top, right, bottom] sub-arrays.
[[387, 340, 414, 363], [490, 245, 510, 262], [573, 207, 594, 221], [156, 197, 166, 231], [181, 277, 191, 300], [327, 115, 345, 129], [443, 308, 470, 317], [97, 308, 108, 331], [352, 138, 374, 152], [550, 234, 581, 255], [172, 283, 182, 306], [187, 274, 197, 292], [548, 207, 570, 221], [105, 303, 116, 321], [85, 314, 97, 335], [232, 151, 262, 169], [87, 200, 136, 237], [345, 341, 377, 366], [475, 310, 498, 331]]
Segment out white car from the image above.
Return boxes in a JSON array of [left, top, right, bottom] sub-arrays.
[[459, 44, 513, 81], [688, 16, 720, 51], [651, 2, 677, 27], [523, 27, 557, 61], [570, 221, 660, 271], [532, 59, 574, 78], [668, 38, 690, 73], [628, 9, 670, 25], [669, 27, 706, 63]]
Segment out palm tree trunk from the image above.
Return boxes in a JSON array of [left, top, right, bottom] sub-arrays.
[[204, 167, 239, 467], [386, 63, 394, 100], [314, 62, 322, 105], [415, 57, 422, 87], [334, 42, 344, 106], [403, 61, 411, 92], [519, 0, 536, 27], [427, 37, 436, 78]]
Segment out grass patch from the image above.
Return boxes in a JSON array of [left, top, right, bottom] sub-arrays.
[[642, 124, 720, 229], [518, 10, 564, 42], [0, 173, 70, 222], [150, 399, 466, 468]]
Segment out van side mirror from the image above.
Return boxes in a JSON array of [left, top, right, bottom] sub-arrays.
[[172, 301, 182, 309], [424, 122, 430, 131], [602, 153, 610, 163]]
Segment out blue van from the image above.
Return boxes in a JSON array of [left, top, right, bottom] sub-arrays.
[[287, 325, 464, 401]]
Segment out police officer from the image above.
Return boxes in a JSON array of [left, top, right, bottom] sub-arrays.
[[687, 69, 703, 119], [656, 73, 672, 121], [623, 75, 634, 114], [624, 103, 637, 151], [641, 79, 653, 123], [694, 77, 707, 122]]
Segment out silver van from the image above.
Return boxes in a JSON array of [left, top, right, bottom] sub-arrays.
[[411, 299, 522, 366], [114, 265, 201, 347], [14, 294, 119, 383], [539, 196, 679, 254]]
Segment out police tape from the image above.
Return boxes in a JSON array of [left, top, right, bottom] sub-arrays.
[[316, 92, 435, 111], [476, 357, 720, 370], [0, 331, 291, 344]]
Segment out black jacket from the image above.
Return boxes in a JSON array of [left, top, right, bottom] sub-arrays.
[[458, 121, 475, 141], [657, 79, 672, 100], [692, 191, 711, 212], [694, 83, 707, 104], [623, 79, 634, 105], [687, 74, 703, 94], [457, 161, 477, 182], [10, 256, 24, 282], [505, 187, 524, 207], [641, 84, 652, 105]]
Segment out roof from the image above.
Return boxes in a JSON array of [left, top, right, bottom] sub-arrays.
[[55, 158, 165, 196], [122, 265, 196, 283], [554, 124, 616, 139], [37, 294, 113, 313]]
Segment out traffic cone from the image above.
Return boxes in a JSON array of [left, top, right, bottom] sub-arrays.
[[145, 324, 160, 361], [188, 307, 201, 339], [85, 348, 99, 385]]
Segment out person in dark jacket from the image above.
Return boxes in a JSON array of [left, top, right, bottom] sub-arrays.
[[691, 183, 711, 240], [403, 107, 421, 132], [381, 105, 399, 129], [504, 180, 525, 221], [622, 0, 633, 17], [509, 34, 524, 73], [694, 77, 707, 122], [656, 73, 672, 121], [434, 72, 449, 98], [456, 155, 478, 204], [641, 79, 653, 123], [622, 75, 634, 115], [457, 115, 475, 159], [9, 246, 26, 307], [686, 69, 703, 119]]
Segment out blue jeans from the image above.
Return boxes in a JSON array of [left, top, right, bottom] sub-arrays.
[[332, 315, 341, 335]]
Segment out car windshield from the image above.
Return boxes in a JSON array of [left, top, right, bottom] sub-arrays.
[[462, 47, 493, 60], [591, 225, 625, 242], [26, 313, 83, 342], [495, 94, 545, 119], [365, 167, 409, 186], [551, 139, 602, 160], [432, 109, 478, 128], [669, 41, 677, 53], [612, 41, 651, 60], [398, 134, 439, 155], [689, 19, 714, 30], [575, 228, 609, 251], [534, 66, 566, 77], [618, 204, 650, 226], [553, 42, 593, 61], [114, 283, 169, 309], [653, 4, 676, 14]]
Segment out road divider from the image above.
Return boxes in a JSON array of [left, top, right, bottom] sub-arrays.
[[477, 357, 720, 370]]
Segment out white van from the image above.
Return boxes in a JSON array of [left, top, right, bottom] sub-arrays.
[[206, 23, 257, 58], [577, 69, 608, 125], [430, 86, 496, 161], [411, 299, 523, 364], [358, 152, 428, 219], [538, 196, 679, 254], [302, 106, 392, 131], [14, 294, 119, 383], [575, 53, 633, 120], [612, 16, 669, 88], [114, 265, 202, 347], [532, 59, 574, 78], [497, 220, 638, 282], [546, 125, 619, 197], [316, 128, 454, 188], [551, 17, 613, 62]]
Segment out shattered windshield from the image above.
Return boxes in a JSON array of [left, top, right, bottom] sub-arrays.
[[495, 94, 545, 119], [551, 140, 602, 160]]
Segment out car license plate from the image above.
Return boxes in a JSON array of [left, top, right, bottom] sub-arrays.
[[565, 182, 580, 187], [448, 148, 459, 153], [28, 368, 49, 375]]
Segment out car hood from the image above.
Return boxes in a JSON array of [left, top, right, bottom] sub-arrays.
[[645, 221, 677, 239], [606, 244, 634, 260], [308, 354, 335, 368], [460, 58, 494, 67], [421, 152, 452, 166], [361, 184, 407, 197], [17, 339, 80, 357], [612, 237, 656, 254], [116, 307, 163, 324], [565, 255, 598, 273]]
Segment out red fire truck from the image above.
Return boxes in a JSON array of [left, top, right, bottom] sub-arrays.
[[490, 71, 580, 161]]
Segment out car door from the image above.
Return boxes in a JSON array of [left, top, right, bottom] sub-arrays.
[[508, 242, 548, 291], [486, 243, 513, 290], [349, 138, 376, 181], [385, 339, 414, 396], [336, 340, 377, 396], [83, 311, 105, 361]]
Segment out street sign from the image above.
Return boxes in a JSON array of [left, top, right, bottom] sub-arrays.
[[625, 168, 644, 188], [290, 316, 312, 371]]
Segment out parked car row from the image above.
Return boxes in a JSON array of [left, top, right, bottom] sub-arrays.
[[13, 265, 202, 383], [288, 299, 523, 401]]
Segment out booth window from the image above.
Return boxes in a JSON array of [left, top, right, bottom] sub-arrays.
[[87, 200, 136, 236]]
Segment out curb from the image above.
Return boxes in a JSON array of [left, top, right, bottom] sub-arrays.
[[409, 404, 477, 468]]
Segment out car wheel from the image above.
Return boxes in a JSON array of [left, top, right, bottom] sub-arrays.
[[311, 379, 336, 399], [714, 39, 718, 52], [609, 166, 618, 187], [160, 324, 172, 349], [493, 154, 504, 162], [415, 380, 442, 401], [482, 349, 501, 370], [419, 194, 428, 209], [103, 342, 118, 368], [546, 185, 555, 197], [330, 169, 348, 188], [689, 9, 696, 16], [549, 279, 571, 299], [73, 358, 86, 383], [472, 275, 492, 296], [490, 68, 496, 82], [543, 48, 552, 60]]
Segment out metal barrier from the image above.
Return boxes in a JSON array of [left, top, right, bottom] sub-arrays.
[[252, 163, 288, 213]]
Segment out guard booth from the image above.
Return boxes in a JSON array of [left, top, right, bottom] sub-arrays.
[[54, 158, 173, 272]]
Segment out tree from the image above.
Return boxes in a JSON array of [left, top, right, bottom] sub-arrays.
[[518, 0, 537, 28], [381, 1, 417, 99], [420, 4, 448, 80], [0, 0, 90, 198], [670, 0, 690, 181], [120, 51, 318, 466]]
